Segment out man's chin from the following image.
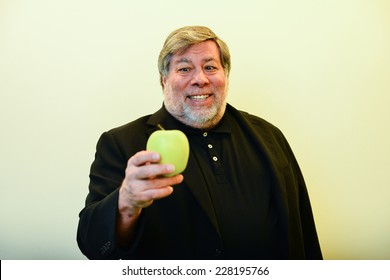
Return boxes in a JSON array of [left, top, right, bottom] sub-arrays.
[[183, 108, 224, 130]]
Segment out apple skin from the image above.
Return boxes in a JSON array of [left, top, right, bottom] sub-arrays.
[[146, 129, 190, 177]]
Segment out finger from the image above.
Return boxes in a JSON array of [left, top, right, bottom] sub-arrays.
[[128, 174, 183, 202], [120, 175, 183, 209], [140, 174, 184, 190], [125, 182, 173, 208], [139, 186, 174, 203], [134, 163, 175, 180], [128, 150, 160, 167], [129, 174, 183, 196]]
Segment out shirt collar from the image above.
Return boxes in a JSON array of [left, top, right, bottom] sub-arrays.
[[147, 104, 232, 135]]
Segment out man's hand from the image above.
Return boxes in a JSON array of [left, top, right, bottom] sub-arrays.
[[116, 150, 184, 246]]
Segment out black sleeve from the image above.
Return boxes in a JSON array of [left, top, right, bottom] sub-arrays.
[[76, 132, 128, 259], [279, 132, 323, 260]]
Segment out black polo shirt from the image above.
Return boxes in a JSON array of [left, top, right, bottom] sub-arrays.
[[163, 108, 282, 259]]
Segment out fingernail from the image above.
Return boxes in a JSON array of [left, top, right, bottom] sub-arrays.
[[167, 164, 175, 172], [152, 153, 160, 161]]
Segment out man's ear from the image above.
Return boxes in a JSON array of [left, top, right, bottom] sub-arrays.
[[161, 76, 167, 89]]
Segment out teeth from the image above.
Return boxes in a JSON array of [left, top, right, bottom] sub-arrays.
[[189, 95, 209, 100]]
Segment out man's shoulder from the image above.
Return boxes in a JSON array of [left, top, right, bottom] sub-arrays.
[[227, 104, 290, 156], [104, 105, 169, 137], [94, 113, 155, 155], [105, 114, 152, 136], [227, 104, 281, 133]]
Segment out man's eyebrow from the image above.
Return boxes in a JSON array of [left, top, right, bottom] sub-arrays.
[[174, 57, 217, 64], [203, 57, 216, 63], [174, 58, 191, 64]]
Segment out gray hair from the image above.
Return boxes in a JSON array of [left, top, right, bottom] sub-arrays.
[[158, 26, 231, 87]]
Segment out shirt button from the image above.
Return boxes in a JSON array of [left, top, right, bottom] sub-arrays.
[[212, 156, 218, 161], [203, 132, 208, 137], [214, 248, 222, 256], [208, 144, 213, 149]]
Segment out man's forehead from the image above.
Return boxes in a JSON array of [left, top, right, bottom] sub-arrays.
[[171, 41, 221, 64]]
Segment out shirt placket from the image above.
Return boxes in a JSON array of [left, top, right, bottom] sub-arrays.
[[202, 131, 226, 184]]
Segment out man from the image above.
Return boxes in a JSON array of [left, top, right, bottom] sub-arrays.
[[77, 26, 322, 260]]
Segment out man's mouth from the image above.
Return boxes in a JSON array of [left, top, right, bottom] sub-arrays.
[[188, 94, 211, 100]]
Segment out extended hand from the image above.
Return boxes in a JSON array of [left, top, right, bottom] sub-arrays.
[[116, 150, 184, 247], [118, 150, 184, 216]]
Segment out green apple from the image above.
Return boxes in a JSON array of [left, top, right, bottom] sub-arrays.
[[146, 126, 190, 177]]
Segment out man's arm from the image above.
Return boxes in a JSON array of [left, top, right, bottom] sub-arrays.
[[77, 132, 182, 259]]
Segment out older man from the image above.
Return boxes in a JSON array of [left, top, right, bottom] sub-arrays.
[[77, 26, 322, 260]]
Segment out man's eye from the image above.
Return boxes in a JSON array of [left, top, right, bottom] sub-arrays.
[[205, 65, 217, 71], [178, 67, 190, 72]]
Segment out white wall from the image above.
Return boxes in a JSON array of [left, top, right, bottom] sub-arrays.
[[0, 0, 389, 259]]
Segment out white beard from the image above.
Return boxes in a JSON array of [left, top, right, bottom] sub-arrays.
[[164, 95, 227, 130]]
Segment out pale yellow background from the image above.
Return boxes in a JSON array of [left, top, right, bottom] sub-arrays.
[[0, 0, 389, 259]]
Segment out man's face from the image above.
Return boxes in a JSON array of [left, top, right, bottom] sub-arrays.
[[162, 40, 228, 130]]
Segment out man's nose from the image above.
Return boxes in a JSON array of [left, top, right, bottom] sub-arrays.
[[191, 69, 209, 87]]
